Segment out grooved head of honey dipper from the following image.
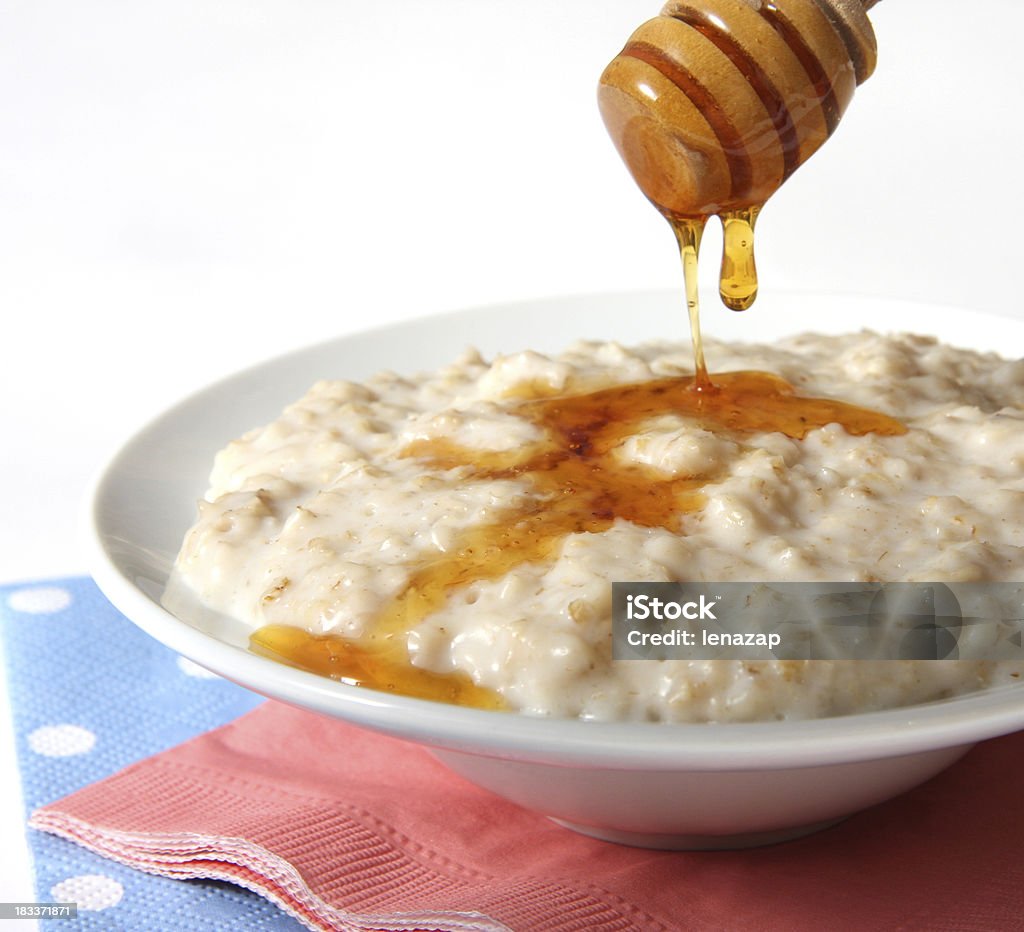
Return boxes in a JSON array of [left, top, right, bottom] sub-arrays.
[[598, 0, 876, 220], [598, 28, 734, 220], [598, 12, 758, 219]]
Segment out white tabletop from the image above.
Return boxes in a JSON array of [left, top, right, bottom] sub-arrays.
[[3, 0, 1023, 922]]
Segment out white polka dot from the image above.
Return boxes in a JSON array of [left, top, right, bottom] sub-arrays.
[[28, 724, 96, 757], [51, 875, 123, 911], [177, 656, 220, 679], [7, 586, 72, 614]]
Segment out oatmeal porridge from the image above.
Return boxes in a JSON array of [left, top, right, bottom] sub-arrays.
[[166, 330, 1024, 722]]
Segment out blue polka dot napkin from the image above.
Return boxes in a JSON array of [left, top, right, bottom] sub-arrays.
[[0, 577, 301, 930]]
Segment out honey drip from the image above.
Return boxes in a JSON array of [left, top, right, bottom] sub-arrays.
[[668, 205, 759, 388], [719, 206, 760, 311], [251, 372, 905, 707]]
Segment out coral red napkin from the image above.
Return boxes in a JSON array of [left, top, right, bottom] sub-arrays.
[[29, 700, 1024, 932]]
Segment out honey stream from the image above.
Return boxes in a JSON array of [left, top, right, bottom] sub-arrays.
[[252, 370, 905, 707]]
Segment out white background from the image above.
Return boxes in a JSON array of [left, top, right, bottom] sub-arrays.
[[3, 0, 1023, 922]]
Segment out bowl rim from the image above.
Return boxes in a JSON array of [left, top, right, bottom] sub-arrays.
[[87, 289, 1024, 772]]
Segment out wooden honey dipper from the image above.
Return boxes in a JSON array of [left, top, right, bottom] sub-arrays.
[[598, 0, 880, 356]]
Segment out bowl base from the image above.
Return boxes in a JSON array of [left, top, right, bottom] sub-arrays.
[[548, 816, 844, 850]]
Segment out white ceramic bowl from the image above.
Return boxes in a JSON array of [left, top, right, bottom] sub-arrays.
[[88, 291, 1024, 849]]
